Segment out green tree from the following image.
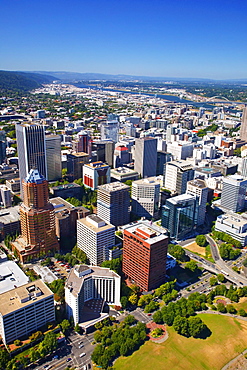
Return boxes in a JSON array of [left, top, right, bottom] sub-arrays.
[[210, 276, 218, 286], [128, 293, 138, 306], [238, 308, 246, 317], [185, 260, 198, 273], [42, 331, 57, 353], [173, 315, 189, 337], [29, 347, 40, 363], [168, 244, 186, 261], [196, 235, 207, 247], [0, 348, 10, 370], [226, 304, 237, 314], [153, 310, 164, 324], [217, 302, 227, 313], [188, 316, 206, 338], [120, 296, 128, 309], [60, 319, 71, 335], [217, 274, 225, 283]]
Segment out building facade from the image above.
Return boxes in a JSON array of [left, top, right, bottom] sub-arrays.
[[186, 179, 208, 226], [11, 169, 59, 263], [221, 175, 247, 212], [215, 213, 247, 247], [67, 152, 89, 181], [162, 193, 198, 240], [77, 214, 115, 265], [0, 280, 54, 344], [164, 160, 194, 195], [240, 106, 247, 141], [131, 177, 160, 220], [134, 137, 157, 178], [122, 221, 168, 291], [97, 182, 130, 226], [83, 162, 110, 190], [45, 134, 62, 181]]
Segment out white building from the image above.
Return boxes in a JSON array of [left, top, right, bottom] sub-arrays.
[[215, 213, 247, 246], [77, 214, 115, 266], [0, 280, 54, 344], [186, 179, 208, 226], [0, 185, 11, 208], [164, 160, 194, 195], [65, 264, 121, 327], [132, 177, 160, 220], [0, 255, 29, 295], [221, 175, 247, 212], [166, 142, 193, 160]]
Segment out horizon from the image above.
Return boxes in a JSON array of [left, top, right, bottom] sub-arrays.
[[1, 0, 247, 80]]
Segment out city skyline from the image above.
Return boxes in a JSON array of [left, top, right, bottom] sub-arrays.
[[1, 0, 247, 79]]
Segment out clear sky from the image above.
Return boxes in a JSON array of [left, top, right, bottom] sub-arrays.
[[1, 0, 246, 79]]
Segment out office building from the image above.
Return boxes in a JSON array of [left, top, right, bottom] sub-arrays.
[[114, 145, 130, 168], [122, 221, 168, 291], [240, 107, 247, 141], [215, 213, 247, 247], [132, 177, 160, 220], [67, 152, 89, 181], [110, 167, 139, 182], [83, 161, 110, 190], [0, 130, 6, 165], [156, 151, 172, 176], [162, 194, 198, 240], [164, 160, 194, 195], [186, 179, 208, 226], [97, 182, 130, 226], [0, 280, 55, 344], [77, 214, 115, 266], [45, 134, 62, 181], [134, 137, 157, 178], [65, 264, 121, 328], [221, 175, 247, 212], [6, 178, 20, 194], [91, 140, 114, 168], [0, 185, 11, 208], [11, 169, 59, 263], [166, 142, 193, 160], [72, 131, 92, 156], [101, 121, 119, 143], [16, 123, 47, 193]]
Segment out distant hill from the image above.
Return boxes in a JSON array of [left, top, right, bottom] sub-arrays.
[[0, 70, 56, 93]]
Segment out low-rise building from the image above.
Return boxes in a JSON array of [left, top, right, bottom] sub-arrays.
[[0, 206, 20, 241], [0, 280, 55, 344], [110, 167, 139, 182], [215, 213, 247, 246]]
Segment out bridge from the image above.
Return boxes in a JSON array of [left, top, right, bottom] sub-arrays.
[[204, 96, 231, 102]]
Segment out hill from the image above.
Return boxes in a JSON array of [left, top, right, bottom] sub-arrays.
[[0, 70, 56, 93]]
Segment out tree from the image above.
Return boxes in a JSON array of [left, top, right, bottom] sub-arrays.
[[29, 348, 40, 363], [14, 339, 22, 347], [226, 304, 237, 314], [42, 331, 57, 353], [153, 310, 164, 324], [74, 323, 81, 333], [185, 260, 198, 273], [188, 316, 206, 338], [238, 308, 246, 317], [60, 319, 71, 334], [210, 276, 218, 286], [217, 302, 226, 313], [168, 244, 186, 261], [119, 343, 128, 356], [173, 315, 189, 337], [120, 296, 128, 309], [29, 330, 43, 342], [128, 293, 138, 306], [124, 315, 136, 325], [0, 348, 10, 370], [217, 274, 225, 283], [196, 235, 207, 247]]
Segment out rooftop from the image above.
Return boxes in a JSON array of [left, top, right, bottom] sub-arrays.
[[25, 169, 45, 184], [122, 220, 168, 245], [0, 205, 20, 225], [98, 181, 130, 192], [0, 260, 29, 295], [0, 280, 53, 316], [78, 214, 115, 232]]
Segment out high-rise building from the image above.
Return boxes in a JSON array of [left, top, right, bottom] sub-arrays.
[[131, 177, 160, 220], [72, 131, 92, 156], [0, 130, 6, 165], [11, 169, 59, 263], [97, 182, 130, 226], [186, 179, 208, 226], [0, 280, 55, 344], [134, 137, 157, 178], [240, 107, 247, 141], [164, 160, 194, 195], [65, 264, 121, 327], [122, 221, 168, 291], [221, 175, 247, 212], [162, 194, 198, 240], [83, 161, 110, 190], [114, 145, 130, 168], [0, 185, 11, 208], [77, 214, 115, 266], [16, 123, 47, 193], [67, 152, 89, 181], [101, 121, 119, 143], [45, 134, 62, 181], [91, 140, 114, 167]]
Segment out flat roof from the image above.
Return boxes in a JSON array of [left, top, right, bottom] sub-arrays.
[[0, 260, 29, 295], [0, 205, 20, 225], [0, 280, 53, 316], [122, 220, 168, 245], [78, 215, 115, 232], [98, 182, 130, 192]]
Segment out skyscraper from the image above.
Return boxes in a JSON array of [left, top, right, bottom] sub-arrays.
[[97, 182, 130, 226], [122, 221, 168, 291], [164, 160, 194, 195], [16, 123, 47, 193], [45, 134, 62, 181], [131, 177, 160, 220], [186, 179, 208, 226], [240, 107, 247, 141], [221, 175, 247, 212], [0, 130, 6, 165], [72, 130, 92, 156], [134, 137, 157, 178], [11, 169, 59, 263]]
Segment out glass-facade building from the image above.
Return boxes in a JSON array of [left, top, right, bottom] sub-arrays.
[[162, 193, 198, 240]]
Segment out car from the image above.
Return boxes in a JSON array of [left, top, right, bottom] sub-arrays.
[[53, 355, 58, 360], [67, 358, 72, 362], [10, 278, 15, 281], [44, 365, 51, 370], [80, 352, 86, 357], [79, 344, 84, 348], [79, 341, 84, 344]]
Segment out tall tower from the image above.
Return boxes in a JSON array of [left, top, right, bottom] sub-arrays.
[[45, 134, 62, 181], [11, 169, 59, 263], [134, 137, 157, 178], [221, 175, 247, 212], [240, 107, 247, 141], [131, 177, 160, 220], [186, 179, 208, 226], [97, 182, 130, 226], [16, 123, 47, 193], [0, 130, 6, 165]]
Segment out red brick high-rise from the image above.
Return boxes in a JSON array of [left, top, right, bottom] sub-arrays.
[[122, 221, 168, 292], [12, 169, 59, 262]]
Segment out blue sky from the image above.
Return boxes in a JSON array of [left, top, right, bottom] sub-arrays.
[[1, 0, 247, 79]]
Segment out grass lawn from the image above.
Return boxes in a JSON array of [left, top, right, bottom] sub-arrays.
[[114, 314, 247, 370], [185, 242, 206, 256], [233, 297, 247, 311]]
